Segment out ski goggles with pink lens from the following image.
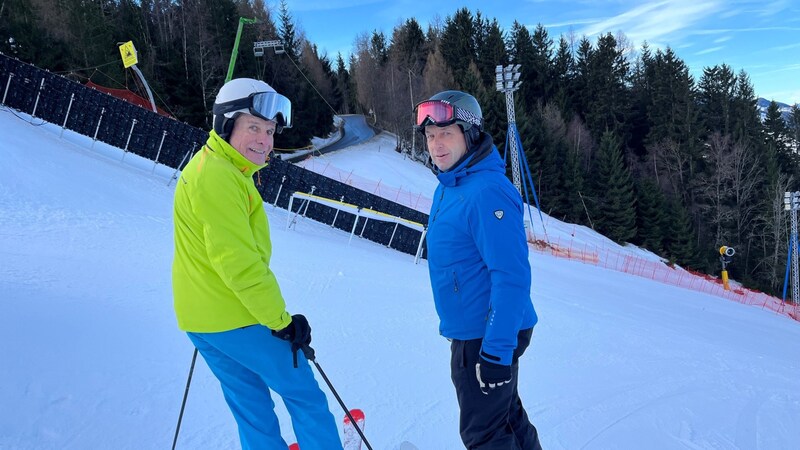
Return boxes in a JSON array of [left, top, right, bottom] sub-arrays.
[[214, 91, 293, 129], [415, 99, 482, 130]]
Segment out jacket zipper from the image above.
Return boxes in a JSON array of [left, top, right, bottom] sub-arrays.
[[453, 271, 459, 293], [431, 187, 446, 224]]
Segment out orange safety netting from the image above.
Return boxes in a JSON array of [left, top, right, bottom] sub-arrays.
[[533, 234, 800, 323]]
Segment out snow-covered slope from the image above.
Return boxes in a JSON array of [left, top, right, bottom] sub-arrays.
[[1, 108, 799, 449]]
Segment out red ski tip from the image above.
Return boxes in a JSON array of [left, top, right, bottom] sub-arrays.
[[343, 408, 365, 424]]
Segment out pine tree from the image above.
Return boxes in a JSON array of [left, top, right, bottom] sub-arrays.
[[474, 16, 507, 88], [478, 89, 507, 154], [572, 37, 593, 120], [369, 30, 389, 66], [663, 196, 701, 268], [644, 48, 703, 206], [790, 105, 800, 156], [584, 33, 630, 139], [507, 21, 536, 104], [634, 178, 666, 253], [517, 103, 546, 194], [626, 43, 651, 158], [698, 64, 736, 136], [538, 103, 568, 215], [529, 24, 554, 102], [732, 70, 761, 144], [591, 131, 637, 243], [440, 8, 476, 87], [278, 0, 299, 59], [763, 100, 797, 181], [335, 53, 356, 114], [561, 139, 586, 224], [390, 18, 427, 73], [551, 36, 575, 118]]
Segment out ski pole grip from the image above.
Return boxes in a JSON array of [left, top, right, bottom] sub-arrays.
[[300, 343, 316, 362]]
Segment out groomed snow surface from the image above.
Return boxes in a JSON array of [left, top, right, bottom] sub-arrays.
[[1, 108, 798, 449]]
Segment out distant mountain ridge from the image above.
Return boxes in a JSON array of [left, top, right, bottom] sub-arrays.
[[757, 97, 796, 123]]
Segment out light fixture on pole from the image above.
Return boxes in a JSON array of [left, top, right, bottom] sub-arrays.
[[784, 191, 800, 304], [495, 64, 523, 195]]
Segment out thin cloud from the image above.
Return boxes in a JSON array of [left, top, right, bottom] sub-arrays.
[[713, 36, 732, 43], [751, 63, 800, 76], [695, 46, 725, 55], [756, 0, 791, 17], [771, 42, 800, 51], [719, 8, 742, 19], [693, 26, 800, 35], [287, 0, 384, 12], [578, 0, 723, 43], [543, 18, 603, 28]]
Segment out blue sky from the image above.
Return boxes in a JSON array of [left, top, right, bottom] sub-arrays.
[[282, 0, 800, 105]]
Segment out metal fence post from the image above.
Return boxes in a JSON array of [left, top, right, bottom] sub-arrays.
[[59, 93, 75, 139], [168, 142, 196, 187], [272, 175, 286, 207], [31, 78, 45, 118], [152, 130, 168, 173], [91, 107, 105, 150], [1, 73, 13, 105], [121, 118, 138, 162]]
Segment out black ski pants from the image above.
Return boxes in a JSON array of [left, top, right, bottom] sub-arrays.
[[450, 327, 542, 450]]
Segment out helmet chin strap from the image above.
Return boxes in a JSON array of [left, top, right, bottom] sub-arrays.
[[215, 113, 242, 142], [463, 125, 481, 151]]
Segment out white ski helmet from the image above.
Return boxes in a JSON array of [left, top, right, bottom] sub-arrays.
[[212, 78, 292, 140]]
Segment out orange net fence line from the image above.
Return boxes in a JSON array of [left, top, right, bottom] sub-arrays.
[[529, 235, 800, 323], [296, 158, 433, 212]]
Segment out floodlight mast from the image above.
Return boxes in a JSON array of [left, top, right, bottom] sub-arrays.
[[496, 64, 523, 195]]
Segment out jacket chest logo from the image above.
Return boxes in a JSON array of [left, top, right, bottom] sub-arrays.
[[494, 210, 504, 220]]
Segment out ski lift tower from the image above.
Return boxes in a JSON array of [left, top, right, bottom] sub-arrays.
[[495, 64, 523, 195], [784, 191, 800, 304]]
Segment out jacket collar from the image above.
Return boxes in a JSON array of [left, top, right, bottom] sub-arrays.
[[435, 132, 500, 187], [205, 130, 266, 177]]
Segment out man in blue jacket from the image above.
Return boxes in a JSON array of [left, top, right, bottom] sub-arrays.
[[416, 90, 541, 449]]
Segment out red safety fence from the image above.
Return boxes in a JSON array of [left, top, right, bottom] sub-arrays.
[[85, 80, 172, 117], [529, 235, 800, 323]]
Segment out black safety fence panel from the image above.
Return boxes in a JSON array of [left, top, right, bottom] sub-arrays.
[[0, 52, 429, 258]]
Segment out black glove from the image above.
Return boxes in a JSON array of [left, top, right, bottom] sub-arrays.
[[272, 314, 314, 366], [475, 357, 512, 395]]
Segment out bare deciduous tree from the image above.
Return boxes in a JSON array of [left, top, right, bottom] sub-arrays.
[[696, 132, 735, 245]]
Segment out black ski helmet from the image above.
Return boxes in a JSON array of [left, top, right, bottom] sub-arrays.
[[424, 90, 483, 133], [417, 90, 484, 150]]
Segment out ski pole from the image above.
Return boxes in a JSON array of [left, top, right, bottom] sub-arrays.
[[302, 344, 373, 450], [172, 348, 198, 450]]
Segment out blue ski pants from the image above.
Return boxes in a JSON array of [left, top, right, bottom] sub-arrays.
[[187, 325, 342, 450]]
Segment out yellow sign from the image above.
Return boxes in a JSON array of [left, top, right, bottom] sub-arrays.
[[118, 41, 138, 68]]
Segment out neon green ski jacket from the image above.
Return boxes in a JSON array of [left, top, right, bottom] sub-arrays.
[[172, 130, 291, 332]]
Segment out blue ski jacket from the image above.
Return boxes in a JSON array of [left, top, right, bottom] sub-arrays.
[[426, 133, 537, 365]]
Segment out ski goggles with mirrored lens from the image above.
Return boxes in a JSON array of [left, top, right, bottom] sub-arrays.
[[415, 99, 482, 130], [214, 91, 293, 129], [415, 100, 456, 128]]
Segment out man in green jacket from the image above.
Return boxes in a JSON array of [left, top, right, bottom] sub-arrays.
[[172, 78, 342, 449]]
